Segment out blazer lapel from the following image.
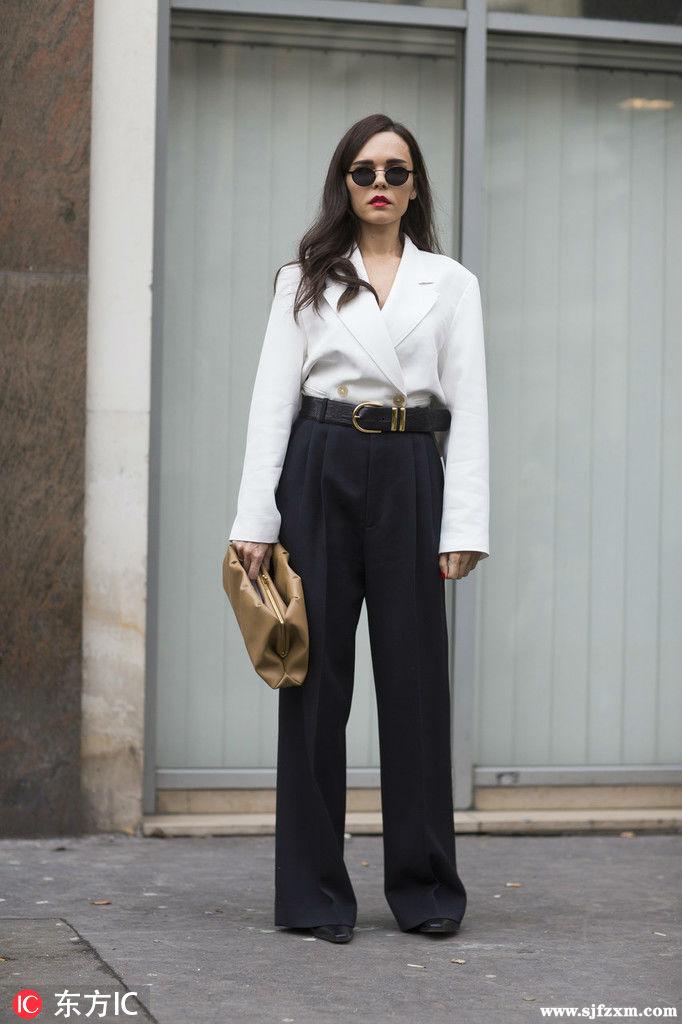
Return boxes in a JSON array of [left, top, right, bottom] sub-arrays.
[[322, 234, 438, 396]]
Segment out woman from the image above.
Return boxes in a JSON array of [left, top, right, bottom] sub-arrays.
[[229, 113, 489, 944]]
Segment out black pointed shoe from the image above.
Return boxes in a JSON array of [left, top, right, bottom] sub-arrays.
[[310, 924, 354, 943], [410, 917, 460, 935]]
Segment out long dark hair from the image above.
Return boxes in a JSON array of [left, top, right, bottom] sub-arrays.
[[276, 113, 444, 323]]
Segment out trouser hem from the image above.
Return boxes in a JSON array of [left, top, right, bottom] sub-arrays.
[[274, 907, 357, 929]]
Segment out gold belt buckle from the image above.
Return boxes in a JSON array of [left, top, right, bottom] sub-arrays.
[[351, 400, 406, 432], [351, 400, 383, 433]]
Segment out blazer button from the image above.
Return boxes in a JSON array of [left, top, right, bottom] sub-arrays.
[[393, 394, 405, 406], [337, 384, 348, 397]]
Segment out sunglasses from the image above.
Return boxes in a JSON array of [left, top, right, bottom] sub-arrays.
[[347, 165, 415, 187]]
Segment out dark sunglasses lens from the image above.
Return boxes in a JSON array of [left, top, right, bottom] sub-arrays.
[[350, 168, 375, 186], [386, 167, 410, 186]]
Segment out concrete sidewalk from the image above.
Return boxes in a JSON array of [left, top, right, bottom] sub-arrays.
[[0, 832, 680, 1024]]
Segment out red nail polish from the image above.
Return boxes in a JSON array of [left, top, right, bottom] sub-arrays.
[[440, 570, 446, 579]]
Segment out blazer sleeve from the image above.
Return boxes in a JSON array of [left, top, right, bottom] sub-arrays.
[[228, 266, 306, 544], [437, 273, 490, 559]]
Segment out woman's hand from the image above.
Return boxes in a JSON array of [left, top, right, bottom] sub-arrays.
[[231, 540, 273, 580], [439, 551, 484, 580]]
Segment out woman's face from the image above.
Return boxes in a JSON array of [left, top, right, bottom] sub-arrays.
[[344, 131, 417, 230]]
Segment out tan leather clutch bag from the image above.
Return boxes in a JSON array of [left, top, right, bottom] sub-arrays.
[[222, 541, 309, 689]]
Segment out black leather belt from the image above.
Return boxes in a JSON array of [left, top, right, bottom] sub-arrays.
[[299, 394, 451, 433]]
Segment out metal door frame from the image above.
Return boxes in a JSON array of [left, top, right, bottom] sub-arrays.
[[144, 0, 682, 813]]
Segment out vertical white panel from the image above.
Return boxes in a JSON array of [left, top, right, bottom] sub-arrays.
[[157, 19, 461, 773], [659, 74, 682, 764], [589, 69, 631, 764], [480, 54, 682, 768]]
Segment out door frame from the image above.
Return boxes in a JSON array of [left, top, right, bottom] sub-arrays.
[[144, 0, 682, 814]]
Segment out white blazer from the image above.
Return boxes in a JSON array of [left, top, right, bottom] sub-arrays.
[[229, 233, 489, 558]]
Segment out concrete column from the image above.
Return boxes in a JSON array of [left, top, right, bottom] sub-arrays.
[[81, 0, 160, 832]]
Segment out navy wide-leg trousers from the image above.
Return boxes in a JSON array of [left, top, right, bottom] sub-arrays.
[[272, 409, 467, 932]]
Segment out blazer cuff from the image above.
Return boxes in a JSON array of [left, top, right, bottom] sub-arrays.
[[229, 513, 280, 544], [438, 535, 490, 559]]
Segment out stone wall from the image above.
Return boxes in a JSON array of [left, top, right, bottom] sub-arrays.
[[0, 0, 94, 835]]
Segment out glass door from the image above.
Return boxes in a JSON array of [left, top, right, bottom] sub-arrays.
[[477, 35, 682, 784], [155, 10, 464, 795]]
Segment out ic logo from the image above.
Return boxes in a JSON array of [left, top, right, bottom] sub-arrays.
[[12, 989, 43, 1019]]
